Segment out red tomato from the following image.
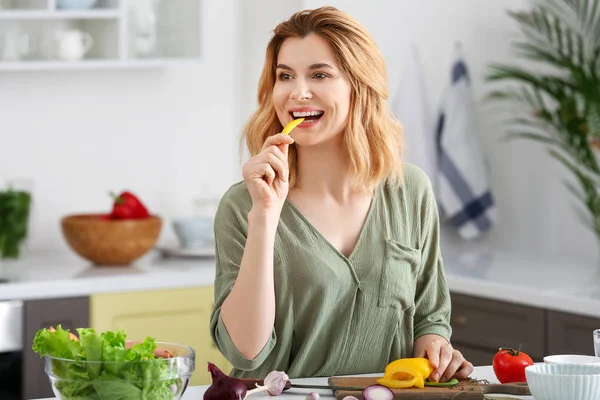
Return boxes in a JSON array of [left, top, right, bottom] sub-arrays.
[[493, 347, 534, 383]]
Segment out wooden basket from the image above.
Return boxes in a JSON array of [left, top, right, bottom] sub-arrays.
[[61, 214, 162, 266]]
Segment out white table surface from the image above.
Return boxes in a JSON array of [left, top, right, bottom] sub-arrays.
[[37, 365, 532, 399]]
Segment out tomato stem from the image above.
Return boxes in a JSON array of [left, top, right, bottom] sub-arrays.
[[498, 343, 524, 356]]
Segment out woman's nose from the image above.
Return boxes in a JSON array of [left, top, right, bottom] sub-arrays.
[[290, 79, 312, 101]]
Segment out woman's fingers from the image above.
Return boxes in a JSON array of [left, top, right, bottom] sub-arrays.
[[261, 133, 294, 152], [425, 345, 440, 371], [243, 150, 288, 182], [264, 145, 288, 169], [431, 344, 454, 382], [441, 350, 465, 382], [260, 163, 276, 186], [260, 153, 287, 182], [241, 132, 294, 206], [454, 358, 474, 380]]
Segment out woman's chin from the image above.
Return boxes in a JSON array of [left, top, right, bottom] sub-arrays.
[[292, 133, 342, 148]]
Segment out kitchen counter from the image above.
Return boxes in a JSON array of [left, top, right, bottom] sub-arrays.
[[0, 250, 216, 301], [34, 365, 531, 399], [34, 365, 530, 399], [2, 248, 600, 319]]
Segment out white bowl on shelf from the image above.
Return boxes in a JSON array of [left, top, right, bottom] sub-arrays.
[[543, 354, 600, 365], [525, 363, 600, 400], [56, 0, 97, 10]]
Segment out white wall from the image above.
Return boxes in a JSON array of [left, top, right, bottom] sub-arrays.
[[2, 0, 597, 260], [302, 0, 598, 260], [237, 0, 303, 143], [0, 0, 240, 251]]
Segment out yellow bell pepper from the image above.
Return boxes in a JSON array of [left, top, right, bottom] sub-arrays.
[[282, 118, 305, 135], [376, 357, 434, 389]]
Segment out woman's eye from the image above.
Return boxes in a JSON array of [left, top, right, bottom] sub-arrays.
[[313, 72, 328, 79], [278, 73, 293, 81]]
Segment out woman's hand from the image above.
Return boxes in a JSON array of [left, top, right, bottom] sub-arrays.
[[413, 334, 474, 382], [242, 133, 294, 214]]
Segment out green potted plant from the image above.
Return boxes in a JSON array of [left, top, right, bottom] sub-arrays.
[[0, 179, 32, 259], [486, 0, 600, 244]]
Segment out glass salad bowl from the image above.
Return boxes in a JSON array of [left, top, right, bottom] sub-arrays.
[[43, 342, 195, 400]]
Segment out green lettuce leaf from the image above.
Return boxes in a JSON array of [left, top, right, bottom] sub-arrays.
[[93, 371, 142, 400], [32, 325, 83, 360], [32, 327, 178, 400], [77, 328, 103, 378]]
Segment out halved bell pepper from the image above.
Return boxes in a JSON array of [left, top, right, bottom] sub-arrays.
[[376, 357, 434, 389]]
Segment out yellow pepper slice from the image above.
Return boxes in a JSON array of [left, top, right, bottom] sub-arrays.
[[282, 118, 305, 135], [376, 357, 434, 389], [377, 376, 423, 389]]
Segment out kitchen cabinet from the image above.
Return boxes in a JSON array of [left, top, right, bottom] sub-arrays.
[[450, 293, 600, 366], [450, 293, 546, 365], [90, 285, 231, 386], [0, 0, 201, 71], [22, 296, 89, 400], [547, 310, 600, 356]]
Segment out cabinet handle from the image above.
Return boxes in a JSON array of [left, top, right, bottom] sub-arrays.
[[452, 315, 468, 326]]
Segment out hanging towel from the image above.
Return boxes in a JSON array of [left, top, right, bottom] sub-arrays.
[[435, 45, 495, 240], [391, 44, 437, 192]]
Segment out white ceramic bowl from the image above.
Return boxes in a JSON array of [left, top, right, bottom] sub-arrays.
[[526, 363, 600, 400], [56, 0, 97, 9], [172, 217, 213, 249], [544, 354, 600, 365]]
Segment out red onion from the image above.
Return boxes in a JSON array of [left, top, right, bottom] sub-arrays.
[[203, 362, 247, 400], [362, 384, 394, 400]]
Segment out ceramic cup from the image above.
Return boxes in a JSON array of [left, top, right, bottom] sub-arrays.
[[55, 29, 93, 61], [0, 32, 32, 61], [172, 217, 214, 249]]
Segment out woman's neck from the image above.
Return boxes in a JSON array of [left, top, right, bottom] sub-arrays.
[[292, 138, 366, 202]]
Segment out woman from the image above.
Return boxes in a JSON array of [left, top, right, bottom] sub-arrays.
[[210, 6, 473, 383]]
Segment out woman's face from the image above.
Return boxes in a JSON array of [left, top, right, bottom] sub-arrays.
[[273, 34, 352, 146]]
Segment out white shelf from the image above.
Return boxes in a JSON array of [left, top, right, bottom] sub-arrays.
[[0, 10, 121, 19], [0, 58, 203, 71], [0, 0, 202, 71]]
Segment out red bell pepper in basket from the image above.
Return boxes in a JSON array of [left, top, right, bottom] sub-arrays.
[[109, 191, 150, 219]]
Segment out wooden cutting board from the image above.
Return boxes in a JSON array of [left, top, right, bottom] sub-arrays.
[[327, 377, 530, 400]]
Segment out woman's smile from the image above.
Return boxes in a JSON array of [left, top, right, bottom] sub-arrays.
[[289, 106, 325, 129]]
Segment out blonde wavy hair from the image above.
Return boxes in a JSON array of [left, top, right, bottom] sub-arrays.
[[242, 6, 404, 190]]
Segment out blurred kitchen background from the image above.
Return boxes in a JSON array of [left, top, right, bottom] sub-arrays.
[[3, 0, 600, 399], [1, 0, 597, 259]]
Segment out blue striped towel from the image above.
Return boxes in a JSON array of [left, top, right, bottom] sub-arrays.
[[435, 48, 495, 240]]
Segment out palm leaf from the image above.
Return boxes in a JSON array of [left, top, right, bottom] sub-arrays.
[[486, 0, 600, 244], [541, 0, 600, 53], [506, 131, 565, 148], [589, 104, 600, 139], [486, 65, 579, 100], [550, 149, 600, 230]]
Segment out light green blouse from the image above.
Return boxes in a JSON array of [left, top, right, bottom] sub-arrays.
[[209, 163, 452, 379]]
